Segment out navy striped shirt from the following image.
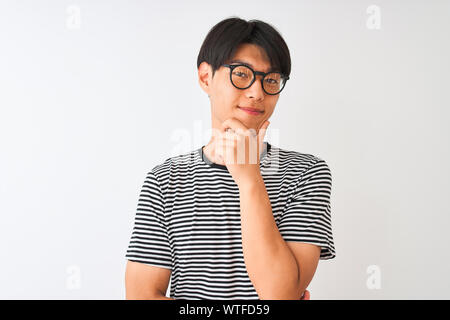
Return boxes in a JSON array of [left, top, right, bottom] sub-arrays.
[[125, 142, 336, 299]]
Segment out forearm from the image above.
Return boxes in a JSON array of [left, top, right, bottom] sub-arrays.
[[238, 174, 301, 299]]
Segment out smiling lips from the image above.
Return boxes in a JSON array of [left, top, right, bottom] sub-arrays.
[[238, 106, 263, 115]]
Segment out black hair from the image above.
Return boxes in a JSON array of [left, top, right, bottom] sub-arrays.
[[197, 16, 291, 79]]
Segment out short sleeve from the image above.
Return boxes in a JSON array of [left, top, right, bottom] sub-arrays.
[[125, 170, 172, 270], [277, 159, 336, 260]]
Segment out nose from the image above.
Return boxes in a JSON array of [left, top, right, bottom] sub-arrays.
[[245, 75, 265, 100]]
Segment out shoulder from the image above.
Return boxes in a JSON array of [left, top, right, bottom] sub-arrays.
[[273, 145, 331, 177], [147, 148, 199, 181]]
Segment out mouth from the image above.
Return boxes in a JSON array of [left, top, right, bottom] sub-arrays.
[[238, 106, 264, 115]]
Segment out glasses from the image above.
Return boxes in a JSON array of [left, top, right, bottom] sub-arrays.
[[222, 63, 289, 95]]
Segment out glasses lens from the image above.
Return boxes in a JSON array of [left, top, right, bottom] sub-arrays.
[[230, 65, 286, 94], [263, 72, 285, 95], [231, 65, 254, 89]]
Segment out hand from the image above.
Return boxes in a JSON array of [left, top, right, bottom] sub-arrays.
[[300, 289, 310, 300], [214, 118, 270, 186]]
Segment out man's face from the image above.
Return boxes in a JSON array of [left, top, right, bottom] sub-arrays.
[[199, 43, 280, 132]]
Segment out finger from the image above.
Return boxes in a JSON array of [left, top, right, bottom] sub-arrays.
[[214, 139, 225, 160], [224, 129, 239, 141], [302, 290, 311, 300], [221, 118, 250, 135], [224, 145, 236, 164], [224, 129, 248, 148]]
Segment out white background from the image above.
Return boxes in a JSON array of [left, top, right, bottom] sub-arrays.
[[1, 0, 449, 299]]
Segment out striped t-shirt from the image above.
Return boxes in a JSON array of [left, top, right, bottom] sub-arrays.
[[125, 142, 336, 299]]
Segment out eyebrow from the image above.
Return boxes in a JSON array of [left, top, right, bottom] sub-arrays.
[[229, 59, 273, 73]]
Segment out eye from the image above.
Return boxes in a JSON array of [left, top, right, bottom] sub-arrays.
[[233, 71, 248, 78], [265, 78, 279, 84]]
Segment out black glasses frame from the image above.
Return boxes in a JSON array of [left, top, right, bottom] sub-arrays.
[[222, 63, 290, 95]]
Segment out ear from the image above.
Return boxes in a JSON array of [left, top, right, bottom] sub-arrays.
[[198, 61, 213, 96]]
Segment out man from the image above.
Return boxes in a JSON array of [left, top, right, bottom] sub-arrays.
[[125, 17, 335, 300]]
